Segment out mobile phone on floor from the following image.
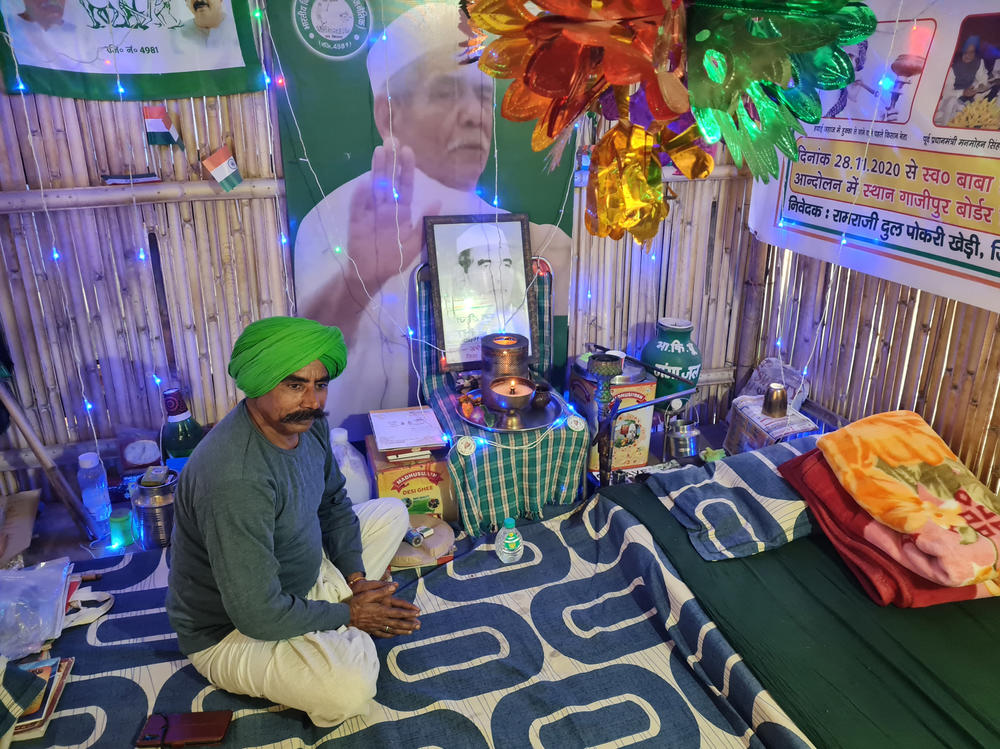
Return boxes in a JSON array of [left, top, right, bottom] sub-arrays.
[[135, 710, 233, 747]]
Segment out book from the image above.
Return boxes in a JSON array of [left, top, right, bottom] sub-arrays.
[[15, 658, 59, 720], [369, 407, 447, 453], [13, 657, 74, 741]]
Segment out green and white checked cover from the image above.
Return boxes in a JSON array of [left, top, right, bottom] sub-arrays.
[[416, 269, 588, 536]]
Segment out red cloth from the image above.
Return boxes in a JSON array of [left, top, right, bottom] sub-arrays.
[[779, 449, 993, 608]]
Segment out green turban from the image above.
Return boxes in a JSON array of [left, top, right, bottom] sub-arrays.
[[228, 317, 347, 397]]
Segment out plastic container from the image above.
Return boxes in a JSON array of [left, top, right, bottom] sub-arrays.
[[330, 427, 372, 504], [496, 518, 524, 564], [77, 452, 111, 538]]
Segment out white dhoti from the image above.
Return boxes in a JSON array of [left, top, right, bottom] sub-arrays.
[[188, 497, 410, 726]]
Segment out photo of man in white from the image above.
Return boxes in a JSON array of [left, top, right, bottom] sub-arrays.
[[177, 0, 226, 45], [294, 2, 571, 436], [4, 0, 80, 69], [439, 221, 532, 366]]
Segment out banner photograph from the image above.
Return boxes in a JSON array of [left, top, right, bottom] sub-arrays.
[[749, 0, 1000, 313], [276, 0, 575, 437], [0, 0, 262, 99]]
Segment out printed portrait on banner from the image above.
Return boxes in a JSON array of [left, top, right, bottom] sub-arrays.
[[280, 1, 574, 437]]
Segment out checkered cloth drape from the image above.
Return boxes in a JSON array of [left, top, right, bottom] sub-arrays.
[[415, 267, 588, 536]]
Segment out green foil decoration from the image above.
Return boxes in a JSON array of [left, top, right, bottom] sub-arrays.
[[688, 0, 877, 181]]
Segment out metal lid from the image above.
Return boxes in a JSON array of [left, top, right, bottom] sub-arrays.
[[574, 353, 647, 384], [656, 317, 693, 333], [133, 470, 178, 506]]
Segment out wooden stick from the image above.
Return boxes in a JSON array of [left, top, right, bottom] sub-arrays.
[[0, 380, 97, 539]]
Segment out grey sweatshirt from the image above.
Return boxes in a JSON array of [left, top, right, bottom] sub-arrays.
[[165, 401, 363, 655]]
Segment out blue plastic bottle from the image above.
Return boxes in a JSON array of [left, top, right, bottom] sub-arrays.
[[77, 451, 111, 538]]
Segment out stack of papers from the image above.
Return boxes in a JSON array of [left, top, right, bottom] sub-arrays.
[[369, 407, 447, 454]]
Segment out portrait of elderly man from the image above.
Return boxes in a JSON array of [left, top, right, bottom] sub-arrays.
[[166, 316, 418, 726], [294, 1, 571, 437], [934, 36, 995, 126], [438, 221, 532, 366], [4, 0, 79, 68], [177, 0, 226, 45]]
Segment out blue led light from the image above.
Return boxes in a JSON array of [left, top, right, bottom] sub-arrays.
[[492, 196, 499, 207], [587, 290, 592, 299], [776, 337, 782, 348], [117, 83, 125, 95], [16, 79, 25, 91], [138, 248, 146, 260], [441, 433, 451, 442], [477, 438, 485, 445], [381, 32, 387, 40], [84, 400, 94, 411], [264, 73, 271, 85], [778, 219, 785, 228], [650, 253, 656, 260], [878, 76, 893, 90], [802, 365, 809, 376], [407, 327, 414, 337], [841, 235, 847, 245], [280, 233, 288, 245], [393, 189, 399, 200], [51, 247, 60, 261], [152, 374, 162, 385]]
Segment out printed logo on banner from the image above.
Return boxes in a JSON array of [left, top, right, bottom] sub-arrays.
[[292, 0, 371, 59]]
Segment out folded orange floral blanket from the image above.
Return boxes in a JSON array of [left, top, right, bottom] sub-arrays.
[[817, 410, 1000, 588]]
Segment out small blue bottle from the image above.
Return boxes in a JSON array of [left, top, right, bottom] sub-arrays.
[[77, 451, 111, 538]]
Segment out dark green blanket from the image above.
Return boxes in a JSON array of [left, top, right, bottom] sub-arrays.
[[601, 483, 1000, 749]]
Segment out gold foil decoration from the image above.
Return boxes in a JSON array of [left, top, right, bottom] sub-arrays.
[[586, 123, 669, 243]]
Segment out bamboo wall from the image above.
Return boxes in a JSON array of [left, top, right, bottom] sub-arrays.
[[1, 78, 997, 499], [745, 245, 1000, 493], [567, 170, 753, 427], [0, 86, 291, 493]]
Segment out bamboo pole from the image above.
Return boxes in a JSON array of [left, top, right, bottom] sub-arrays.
[[0, 380, 98, 539], [958, 314, 1000, 472]]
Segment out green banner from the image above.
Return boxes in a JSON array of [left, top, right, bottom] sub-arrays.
[[0, 0, 262, 99], [275, 0, 575, 437]]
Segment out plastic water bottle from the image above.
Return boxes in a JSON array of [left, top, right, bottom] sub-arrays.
[[77, 451, 111, 537], [496, 517, 524, 564], [330, 428, 372, 504]]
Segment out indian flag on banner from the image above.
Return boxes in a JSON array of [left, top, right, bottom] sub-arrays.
[[142, 105, 182, 149], [202, 146, 242, 192]]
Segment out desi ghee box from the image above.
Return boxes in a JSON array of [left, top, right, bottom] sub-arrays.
[[569, 355, 657, 471], [364, 435, 455, 520]]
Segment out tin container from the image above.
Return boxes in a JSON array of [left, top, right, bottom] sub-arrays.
[[131, 469, 177, 550], [667, 419, 701, 459], [569, 353, 657, 470]]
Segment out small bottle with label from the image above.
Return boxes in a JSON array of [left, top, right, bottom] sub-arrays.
[[495, 517, 524, 564]]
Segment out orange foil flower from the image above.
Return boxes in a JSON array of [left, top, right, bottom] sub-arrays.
[[469, 0, 686, 151]]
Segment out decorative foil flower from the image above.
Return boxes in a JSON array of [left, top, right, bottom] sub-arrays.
[[687, 0, 876, 180], [469, 0, 687, 151], [586, 120, 668, 243]]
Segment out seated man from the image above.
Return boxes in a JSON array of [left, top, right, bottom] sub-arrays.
[[166, 316, 419, 726]]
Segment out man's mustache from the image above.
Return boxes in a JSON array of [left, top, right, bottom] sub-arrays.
[[281, 408, 326, 423], [193, 0, 210, 9]]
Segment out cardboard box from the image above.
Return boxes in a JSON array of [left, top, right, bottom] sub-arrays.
[[569, 359, 657, 471], [365, 435, 455, 521]]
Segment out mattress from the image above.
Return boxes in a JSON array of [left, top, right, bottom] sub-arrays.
[[601, 482, 1000, 749]]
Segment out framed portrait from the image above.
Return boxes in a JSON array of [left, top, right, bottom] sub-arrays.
[[424, 214, 538, 372]]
